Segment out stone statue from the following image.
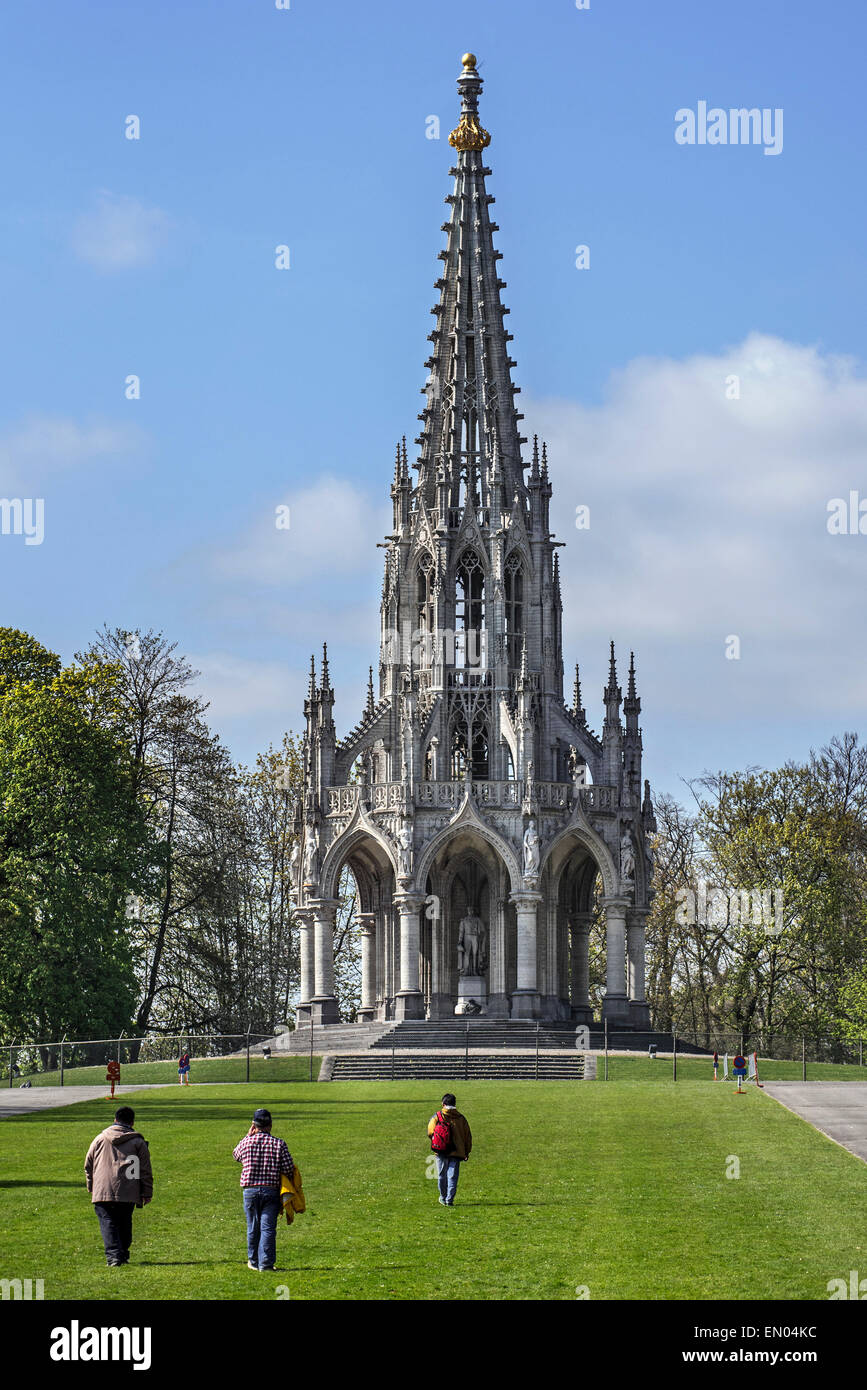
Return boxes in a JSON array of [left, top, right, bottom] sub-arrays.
[[397, 819, 413, 879], [620, 830, 635, 883], [288, 839, 301, 887], [457, 908, 488, 977], [303, 828, 319, 885], [523, 817, 540, 878]]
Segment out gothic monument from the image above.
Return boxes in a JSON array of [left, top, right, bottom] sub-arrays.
[[293, 55, 656, 1027]]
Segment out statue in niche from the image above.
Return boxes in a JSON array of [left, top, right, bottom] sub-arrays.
[[289, 839, 301, 889], [303, 827, 319, 885], [457, 907, 488, 977], [620, 830, 636, 883], [397, 819, 414, 880], [523, 817, 540, 878]]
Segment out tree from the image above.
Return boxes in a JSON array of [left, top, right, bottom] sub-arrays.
[[0, 629, 146, 1047]]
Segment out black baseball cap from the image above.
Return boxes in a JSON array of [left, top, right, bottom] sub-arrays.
[[252, 1108, 272, 1124]]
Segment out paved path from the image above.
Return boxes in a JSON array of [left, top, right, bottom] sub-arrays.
[[763, 1082, 867, 1164], [0, 1083, 175, 1119]]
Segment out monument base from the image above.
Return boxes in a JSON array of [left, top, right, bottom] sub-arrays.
[[394, 990, 425, 1021], [310, 996, 340, 1025], [629, 998, 651, 1029], [454, 976, 487, 1016], [602, 993, 631, 1027], [510, 989, 541, 1019], [485, 992, 511, 1019]]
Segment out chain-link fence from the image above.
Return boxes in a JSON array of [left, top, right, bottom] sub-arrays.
[[3, 1030, 313, 1087]]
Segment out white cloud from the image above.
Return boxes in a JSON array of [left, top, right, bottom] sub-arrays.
[[215, 475, 390, 587], [71, 191, 172, 270], [0, 415, 143, 491], [190, 652, 301, 724], [533, 333, 867, 719]]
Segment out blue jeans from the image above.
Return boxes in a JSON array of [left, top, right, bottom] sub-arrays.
[[436, 1155, 461, 1204], [243, 1186, 280, 1268]]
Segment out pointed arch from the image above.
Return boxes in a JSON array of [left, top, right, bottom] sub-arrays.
[[414, 802, 523, 894], [319, 822, 398, 903], [454, 548, 486, 670], [503, 548, 525, 669], [541, 822, 619, 901]]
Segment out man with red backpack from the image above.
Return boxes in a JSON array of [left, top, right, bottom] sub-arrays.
[[427, 1092, 472, 1206]]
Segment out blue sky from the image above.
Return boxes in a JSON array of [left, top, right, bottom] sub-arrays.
[[1, 0, 865, 798]]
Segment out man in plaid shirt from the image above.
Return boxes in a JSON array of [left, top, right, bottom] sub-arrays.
[[232, 1107, 294, 1271]]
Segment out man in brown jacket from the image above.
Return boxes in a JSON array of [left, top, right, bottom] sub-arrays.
[[84, 1106, 153, 1267], [427, 1092, 472, 1206]]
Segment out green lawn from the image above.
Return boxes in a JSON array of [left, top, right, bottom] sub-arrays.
[[16, 1056, 319, 1086], [600, 1055, 866, 1082], [2, 1078, 865, 1300]]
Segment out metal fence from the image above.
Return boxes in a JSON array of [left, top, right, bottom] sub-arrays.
[[672, 1031, 865, 1067], [5, 1024, 864, 1087], [597, 1029, 866, 1082], [4, 1031, 294, 1087]]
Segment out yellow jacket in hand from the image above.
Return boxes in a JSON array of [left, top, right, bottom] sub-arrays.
[[279, 1166, 306, 1224]]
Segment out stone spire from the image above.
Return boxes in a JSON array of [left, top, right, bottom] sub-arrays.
[[602, 641, 623, 787], [366, 665, 375, 717], [572, 663, 586, 726], [624, 651, 640, 732], [416, 52, 526, 512], [320, 642, 331, 697], [604, 641, 621, 706]]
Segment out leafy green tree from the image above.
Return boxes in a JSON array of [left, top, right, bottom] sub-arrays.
[[0, 629, 146, 1048]]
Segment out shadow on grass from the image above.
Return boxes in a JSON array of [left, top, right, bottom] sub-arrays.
[[0, 1179, 83, 1187], [446, 1200, 558, 1207], [29, 1097, 433, 1123]]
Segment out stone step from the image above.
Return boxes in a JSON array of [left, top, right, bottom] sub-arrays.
[[371, 1024, 707, 1053], [328, 1053, 586, 1081], [272, 1022, 394, 1054]]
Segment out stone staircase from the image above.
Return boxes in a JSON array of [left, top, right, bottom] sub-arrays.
[[261, 1019, 708, 1064], [369, 1020, 700, 1052], [371, 1019, 579, 1050], [328, 1052, 586, 1081], [269, 1021, 394, 1054]]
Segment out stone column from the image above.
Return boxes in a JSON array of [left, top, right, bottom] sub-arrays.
[[510, 889, 542, 1017], [295, 909, 315, 1025], [375, 903, 387, 1020], [487, 893, 509, 1019], [627, 907, 651, 1029], [570, 911, 593, 1023], [427, 889, 450, 1020], [356, 913, 376, 1021], [602, 896, 631, 1027], [310, 899, 340, 1024], [393, 892, 426, 1020]]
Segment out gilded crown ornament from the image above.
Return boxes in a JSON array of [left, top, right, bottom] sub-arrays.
[[449, 50, 491, 151], [449, 114, 491, 151]]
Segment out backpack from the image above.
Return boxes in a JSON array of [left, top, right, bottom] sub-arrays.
[[430, 1111, 452, 1155]]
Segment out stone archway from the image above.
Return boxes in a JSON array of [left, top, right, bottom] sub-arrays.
[[308, 828, 397, 1024], [421, 827, 512, 1019], [543, 827, 645, 1028]]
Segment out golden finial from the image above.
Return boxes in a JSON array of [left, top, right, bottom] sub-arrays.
[[449, 53, 490, 151]]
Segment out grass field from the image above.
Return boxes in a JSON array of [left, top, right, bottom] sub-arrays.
[[599, 1055, 866, 1082], [16, 1056, 320, 1086], [2, 1077, 866, 1300]]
